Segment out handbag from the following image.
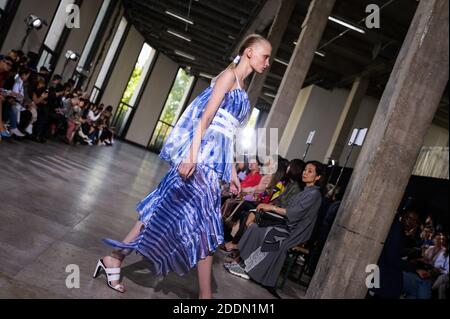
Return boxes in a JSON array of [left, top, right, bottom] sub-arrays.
[[254, 210, 287, 227]]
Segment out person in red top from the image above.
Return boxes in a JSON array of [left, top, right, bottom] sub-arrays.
[[240, 162, 262, 188]]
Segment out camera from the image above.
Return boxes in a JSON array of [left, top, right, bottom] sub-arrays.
[[0, 88, 11, 95]]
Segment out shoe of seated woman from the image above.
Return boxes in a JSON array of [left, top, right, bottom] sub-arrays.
[[226, 263, 250, 280], [0, 130, 11, 138]]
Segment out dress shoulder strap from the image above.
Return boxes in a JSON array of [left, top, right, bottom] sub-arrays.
[[232, 69, 242, 90], [211, 69, 242, 90]]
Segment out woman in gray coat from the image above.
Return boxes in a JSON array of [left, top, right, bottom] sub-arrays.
[[225, 161, 325, 296]]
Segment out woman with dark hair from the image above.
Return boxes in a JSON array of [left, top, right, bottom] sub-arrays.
[[225, 161, 325, 297], [222, 158, 305, 253]]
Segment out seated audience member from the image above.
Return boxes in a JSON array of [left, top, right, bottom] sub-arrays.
[[0, 93, 7, 140], [431, 240, 449, 299], [420, 226, 435, 251], [307, 185, 343, 274], [223, 159, 304, 252], [240, 161, 262, 189], [31, 78, 50, 143], [225, 161, 324, 298], [402, 233, 448, 299], [0, 56, 14, 88], [370, 210, 420, 299], [98, 105, 115, 146], [8, 67, 31, 137], [236, 162, 249, 181], [17, 97, 35, 136], [221, 161, 263, 218]]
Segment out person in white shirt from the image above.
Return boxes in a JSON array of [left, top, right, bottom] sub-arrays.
[[432, 241, 449, 299], [9, 68, 31, 137]]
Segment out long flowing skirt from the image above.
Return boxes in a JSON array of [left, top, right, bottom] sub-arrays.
[[104, 164, 224, 276]]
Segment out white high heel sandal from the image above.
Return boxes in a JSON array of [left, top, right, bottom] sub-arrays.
[[93, 259, 125, 293]]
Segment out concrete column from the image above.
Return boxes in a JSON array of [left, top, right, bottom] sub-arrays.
[[263, 0, 335, 138], [324, 76, 369, 164], [306, 0, 449, 299], [246, 0, 297, 109]]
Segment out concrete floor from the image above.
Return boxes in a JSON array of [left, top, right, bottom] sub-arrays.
[[0, 139, 307, 299]]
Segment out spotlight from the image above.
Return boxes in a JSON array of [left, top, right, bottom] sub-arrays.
[[62, 50, 79, 78], [20, 14, 47, 50], [65, 50, 79, 61], [25, 14, 46, 30]]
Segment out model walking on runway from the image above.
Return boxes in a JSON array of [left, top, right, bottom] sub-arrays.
[[94, 34, 272, 299]]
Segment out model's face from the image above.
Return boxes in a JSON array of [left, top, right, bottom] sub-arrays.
[[247, 41, 272, 74]]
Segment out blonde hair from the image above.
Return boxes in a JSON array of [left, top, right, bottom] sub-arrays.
[[227, 34, 269, 69]]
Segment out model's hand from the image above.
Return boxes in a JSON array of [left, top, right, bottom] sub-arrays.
[[230, 176, 241, 195], [178, 160, 196, 181]]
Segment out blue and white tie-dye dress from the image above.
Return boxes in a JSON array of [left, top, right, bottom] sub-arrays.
[[104, 79, 250, 276]]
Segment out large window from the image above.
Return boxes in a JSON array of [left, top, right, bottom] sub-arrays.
[[37, 0, 76, 70], [148, 68, 195, 152], [0, 0, 8, 10], [74, 0, 112, 86], [112, 43, 156, 137], [90, 16, 128, 103]]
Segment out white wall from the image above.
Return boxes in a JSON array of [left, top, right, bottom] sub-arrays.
[[338, 95, 379, 167], [279, 84, 380, 167], [100, 25, 143, 112], [1, 0, 60, 53], [281, 85, 348, 162], [125, 53, 179, 147], [423, 124, 449, 147], [53, 0, 103, 80]]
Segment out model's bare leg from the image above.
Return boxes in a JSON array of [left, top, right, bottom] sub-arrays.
[[102, 221, 144, 292], [197, 255, 213, 299]]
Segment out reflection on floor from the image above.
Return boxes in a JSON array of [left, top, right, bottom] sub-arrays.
[[0, 139, 307, 299]]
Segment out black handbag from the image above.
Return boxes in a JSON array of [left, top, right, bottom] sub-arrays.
[[254, 211, 287, 227]]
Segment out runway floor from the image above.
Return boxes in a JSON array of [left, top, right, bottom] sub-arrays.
[[0, 138, 307, 299]]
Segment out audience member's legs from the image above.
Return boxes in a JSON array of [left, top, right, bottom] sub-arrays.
[[0, 102, 4, 132], [432, 274, 449, 299], [402, 271, 432, 299]]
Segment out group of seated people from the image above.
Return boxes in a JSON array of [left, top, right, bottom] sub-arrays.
[[219, 158, 448, 300], [372, 209, 449, 299], [219, 156, 340, 298], [0, 49, 115, 146]]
